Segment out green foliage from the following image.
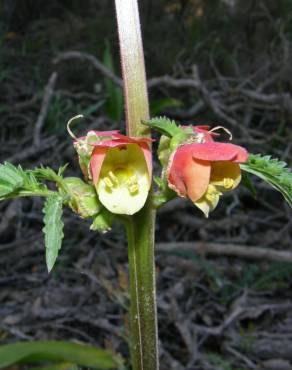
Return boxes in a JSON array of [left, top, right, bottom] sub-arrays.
[[0, 162, 26, 197], [46, 94, 75, 134], [32, 362, 78, 370], [241, 172, 257, 199], [252, 262, 292, 290], [90, 208, 114, 233], [150, 97, 183, 115], [32, 165, 67, 186], [43, 195, 64, 272], [103, 41, 123, 121], [0, 161, 113, 271], [206, 352, 233, 370], [0, 162, 47, 200], [0, 340, 122, 369], [142, 116, 182, 137], [240, 154, 292, 207], [153, 175, 176, 207], [62, 177, 102, 218]]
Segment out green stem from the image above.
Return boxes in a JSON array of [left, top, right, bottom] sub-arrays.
[[2, 190, 55, 200], [115, 1, 159, 369], [125, 210, 158, 370]]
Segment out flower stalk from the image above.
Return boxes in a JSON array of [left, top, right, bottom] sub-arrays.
[[115, 0, 159, 369]]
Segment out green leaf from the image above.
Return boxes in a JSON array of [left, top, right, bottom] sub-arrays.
[[31, 362, 78, 370], [150, 97, 183, 115], [142, 116, 182, 137], [103, 41, 123, 121], [42, 195, 64, 272], [240, 154, 292, 207], [0, 162, 25, 196], [0, 340, 122, 369], [32, 166, 67, 186], [241, 172, 257, 199], [0, 162, 60, 201]]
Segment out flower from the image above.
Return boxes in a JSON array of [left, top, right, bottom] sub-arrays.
[[90, 133, 152, 215], [166, 127, 248, 217], [73, 130, 120, 180]]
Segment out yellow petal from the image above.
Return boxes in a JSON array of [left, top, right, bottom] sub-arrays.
[[210, 161, 241, 192], [194, 184, 221, 217], [96, 144, 150, 215]]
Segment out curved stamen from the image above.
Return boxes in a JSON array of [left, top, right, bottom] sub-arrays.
[[67, 114, 84, 140], [209, 126, 233, 141]]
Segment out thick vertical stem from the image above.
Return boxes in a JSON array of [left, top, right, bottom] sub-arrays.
[[115, 0, 150, 136], [115, 1, 159, 369]]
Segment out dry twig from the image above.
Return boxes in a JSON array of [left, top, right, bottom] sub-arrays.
[[157, 242, 292, 263]]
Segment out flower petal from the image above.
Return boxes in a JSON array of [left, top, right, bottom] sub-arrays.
[[93, 130, 120, 137], [210, 161, 241, 190], [194, 184, 221, 217], [111, 133, 154, 143], [139, 142, 152, 178], [191, 142, 245, 162], [167, 145, 211, 202], [96, 144, 151, 215], [193, 126, 216, 142], [232, 146, 248, 163], [90, 147, 108, 185]]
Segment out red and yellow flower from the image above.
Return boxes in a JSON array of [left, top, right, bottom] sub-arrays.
[[166, 126, 248, 217], [89, 133, 152, 215]]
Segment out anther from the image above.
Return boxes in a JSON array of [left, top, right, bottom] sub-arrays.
[[128, 184, 139, 194], [103, 177, 114, 189], [223, 178, 234, 189], [108, 171, 118, 185]]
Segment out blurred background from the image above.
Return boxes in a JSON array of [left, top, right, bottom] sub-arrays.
[[0, 0, 292, 369]]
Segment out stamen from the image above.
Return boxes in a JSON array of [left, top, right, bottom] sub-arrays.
[[205, 185, 221, 202], [128, 184, 139, 194], [223, 178, 234, 189], [126, 175, 139, 195], [103, 177, 114, 189], [206, 193, 216, 202], [67, 114, 84, 140], [209, 126, 233, 141], [108, 171, 118, 185]]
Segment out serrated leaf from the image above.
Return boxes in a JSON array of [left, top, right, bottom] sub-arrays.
[[142, 116, 182, 137], [32, 166, 65, 185], [0, 162, 25, 195], [0, 340, 123, 369], [43, 195, 64, 272], [240, 154, 292, 207], [241, 172, 257, 199]]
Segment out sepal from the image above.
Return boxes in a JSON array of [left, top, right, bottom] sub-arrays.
[[61, 177, 101, 218], [90, 208, 114, 233]]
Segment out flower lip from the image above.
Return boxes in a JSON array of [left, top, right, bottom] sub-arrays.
[[190, 142, 248, 163], [166, 144, 211, 202], [89, 133, 153, 148], [92, 143, 151, 215], [76, 130, 121, 142]]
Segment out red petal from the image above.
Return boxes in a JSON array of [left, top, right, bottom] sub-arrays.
[[167, 145, 211, 202], [191, 142, 245, 161], [140, 142, 152, 178], [112, 133, 154, 143], [92, 130, 120, 137], [90, 147, 108, 185], [233, 146, 248, 163]]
